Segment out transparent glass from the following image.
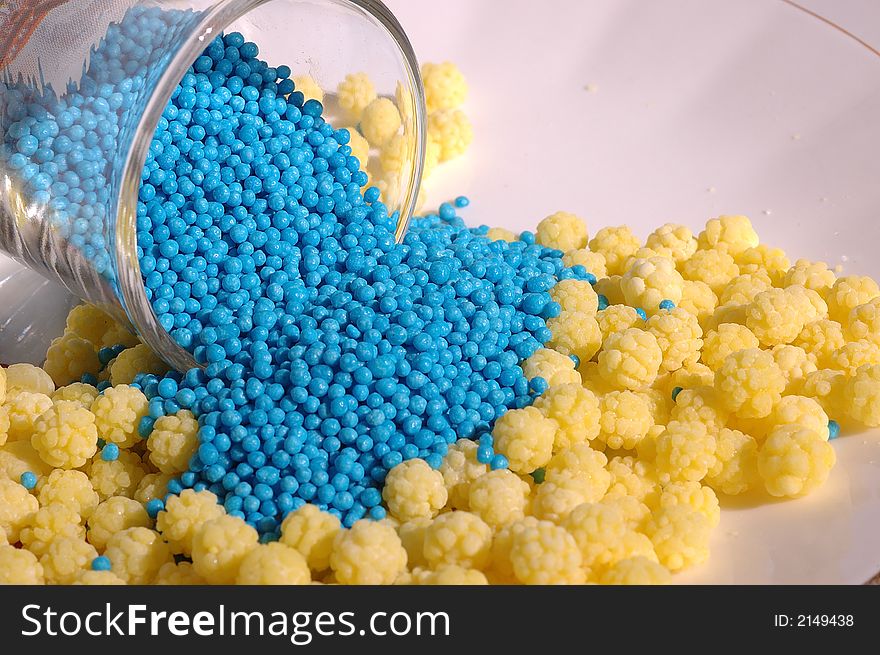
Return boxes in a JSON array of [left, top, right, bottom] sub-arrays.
[[0, 0, 426, 371]]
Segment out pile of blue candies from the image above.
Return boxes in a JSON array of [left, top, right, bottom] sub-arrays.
[[129, 31, 594, 536], [0, 7, 201, 276], [4, 5, 594, 537]]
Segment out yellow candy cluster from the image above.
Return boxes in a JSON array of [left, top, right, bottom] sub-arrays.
[[382, 212, 879, 584], [0, 307, 274, 585], [2, 206, 880, 587], [328, 64, 472, 211]]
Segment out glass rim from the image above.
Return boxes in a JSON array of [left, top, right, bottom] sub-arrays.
[[115, 0, 426, 373]]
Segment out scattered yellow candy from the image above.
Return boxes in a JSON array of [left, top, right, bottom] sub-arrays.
[[714, 348, 785, 418], [758, 425, 835, 497], [87, 496, 151, 551], [533, 383, 601, 449], [422, 61, 468, 112], [43, 333, 100, 386], [423, 510, 492, 570], [492, 406, 556, 474], [109, 344, 167, 385], [360, 97, 402, 147], [846, 364, 880, 427], [0, 477, 39, 542], [509, 519, 584, 584], [532, 472, 606, 523], [191, 514, 259, 584], [104, 526, 172, 584], [736, 244, 790, 285], [647, 307, 702, 372], [621, 256, 685, 311], [681, 248, 740, 294], [74, 570, 127, 585], [597, 328, 663, 390], [20, 504, 85, 557], [414, 564, 488, 585], [382, 458, 447, 521], [4, 390, 53, 442], [655, 480, 720, 527], [719, 272, 771, 306], [654, 420, 717, 484], [746, 287, 809, 347], [51, 382, 99, 409], [535, 211, 588, 252], [146, 409, 199, 474], [467, 469, 530, 528], [697, 215, 759, 257], [549, 278, 599, 315], [39, 536, 98, 584], [679, 279, 718, 327], [486, 226, 518, 243], [330, 519, 407, 585], [427, 108, 472, 162], [645, 505, 711, 571], [589, 226, 641, 277], [236, 542, 311, 585], [705, 428, 759, 495], [784, 259, 837, 294], [87, 449, 147, 501], [794, 319, 845, 368], [292, 74, 323, 102], [280, 503, 342, 572], [771, 395, 829, 439], [522, 347, 581, 386], [5, 363, 55, 396], [646, 223, 697, 264], [336, 72, 377, 123], [155, 489, 225, 556], [32, 400, 98, 469], [599, 555, 671, 585], [0, 543, 44, 584], [563, 248, 607, 278], [153, 561, 205, 585], [546, 310, 602, 362], [826, 275, 880, 323], [437, 439, 489, 510], [563, 502, 656, 578], [669, 386, 728, 431], [597, 390, 653, 450], [91, 384, 149, 448], [829, 339, 880, 376]]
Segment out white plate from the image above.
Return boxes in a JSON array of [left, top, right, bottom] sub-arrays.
[[2, 0, 879, 583], [388, 0, 880, 584]]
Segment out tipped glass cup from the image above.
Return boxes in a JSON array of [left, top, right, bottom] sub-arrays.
[[0, 0, 426, 371]]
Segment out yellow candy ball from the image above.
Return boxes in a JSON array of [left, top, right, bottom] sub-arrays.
[[155, 489, 225, 556], [236, 542, 311, 585], [382, 459, 447, 521], [492, 406, 557, 474], [535, 211, 588, 252], [758, 425, 835, 497], [330, 519, 407, 585]]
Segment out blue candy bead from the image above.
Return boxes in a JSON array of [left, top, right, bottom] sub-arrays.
[[145, 498, 165, 518], [101, 443, 120, 461], [91, 556, 112, 572], [828, 419, 840, 440]]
